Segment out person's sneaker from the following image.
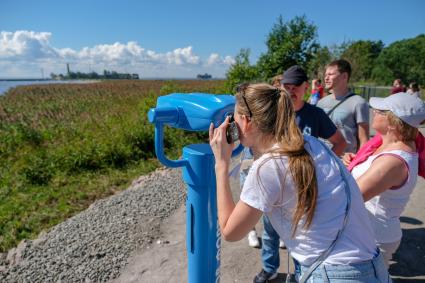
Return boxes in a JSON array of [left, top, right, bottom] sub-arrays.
[[253, 269, 278, 283], [279, 239, 285, 249], [247, 230, 260, 248]]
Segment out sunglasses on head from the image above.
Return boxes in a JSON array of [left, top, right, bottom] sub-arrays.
[[235, 83, 253, 118]]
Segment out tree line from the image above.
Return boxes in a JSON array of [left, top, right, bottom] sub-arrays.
[[50, 70, 140, 80], [225, 15, 425, 91]]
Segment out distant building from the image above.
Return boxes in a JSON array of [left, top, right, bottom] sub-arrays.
[[132, 73, 140, 80], [51, 74, 65, 80], [197, 73, 212, 80]]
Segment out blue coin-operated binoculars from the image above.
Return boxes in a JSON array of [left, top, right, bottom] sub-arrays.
[[148, 93, 243, 283]]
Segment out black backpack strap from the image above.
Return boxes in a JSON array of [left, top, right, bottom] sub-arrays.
[[326, 93, 356, 116]]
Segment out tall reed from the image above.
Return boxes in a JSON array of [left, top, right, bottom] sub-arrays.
[[0, 79, 226, 251]]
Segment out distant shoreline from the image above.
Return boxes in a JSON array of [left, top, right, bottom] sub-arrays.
[[0, 79, 100, 95], [0, 78, 52, 82], [0, 78, 226, 96], [0, 78, 226, 81]]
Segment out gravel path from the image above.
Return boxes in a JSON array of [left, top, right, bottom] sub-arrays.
[[0, 167, 185, 282]]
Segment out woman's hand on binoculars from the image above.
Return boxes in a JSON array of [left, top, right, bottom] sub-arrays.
[[209, 117, 233, 169]]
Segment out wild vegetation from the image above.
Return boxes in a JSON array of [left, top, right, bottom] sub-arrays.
[[225, 16, 425, 91], [0, 79, 226, 252], [2, 14, 423, 254]]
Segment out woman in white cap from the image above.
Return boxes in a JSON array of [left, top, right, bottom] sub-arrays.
[[344, 92, 425, 267], [210, 83, 391, 282]]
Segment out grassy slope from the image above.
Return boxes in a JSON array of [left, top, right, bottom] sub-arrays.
[[0, 80, 226, 252]]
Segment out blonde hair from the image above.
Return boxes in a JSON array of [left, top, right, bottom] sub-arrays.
[[235, 83, 318, 236], [271, 74, 284, 88], [387, 112, 418, 142]]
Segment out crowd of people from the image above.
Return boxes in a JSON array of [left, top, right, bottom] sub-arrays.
[[209, 59, 425, 282], [391, 79, 421, 98]]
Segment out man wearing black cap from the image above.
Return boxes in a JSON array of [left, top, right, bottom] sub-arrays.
[[281, 65, 347, 153], [253, 65, 347, 283]]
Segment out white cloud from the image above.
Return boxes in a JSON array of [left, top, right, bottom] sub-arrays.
[[207, 53, 220, 65], [166, 46, 200, 65], [0, 30, 235, 78], [0, 30, 59, 59], [223, 55, 236, 65], [56, 47, 78, 59], [206, 53, 236, 66], [70, 41, 145, 63]]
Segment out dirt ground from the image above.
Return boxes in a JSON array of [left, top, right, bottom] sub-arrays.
[[113, 173, 425, 283], [113, 126, 425, 283]]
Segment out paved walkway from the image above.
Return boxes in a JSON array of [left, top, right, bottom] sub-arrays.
[[113, 128, 425, 283], [113, 171, 425, 283]]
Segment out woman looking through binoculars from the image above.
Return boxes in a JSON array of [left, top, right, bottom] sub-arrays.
[[209, 83, 391, 282]]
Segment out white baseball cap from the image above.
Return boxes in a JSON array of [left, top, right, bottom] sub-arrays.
[[369, 92, 425, 128]]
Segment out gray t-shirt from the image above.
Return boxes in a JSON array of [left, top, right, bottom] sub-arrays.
[[317, 93, 369, 153]]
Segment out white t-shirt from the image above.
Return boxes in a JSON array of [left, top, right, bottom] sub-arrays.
[[351, 150, 418, 243], [240, 135, 376, 266]]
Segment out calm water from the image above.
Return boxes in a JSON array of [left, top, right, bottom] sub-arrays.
[[0, 80, 98, 96]]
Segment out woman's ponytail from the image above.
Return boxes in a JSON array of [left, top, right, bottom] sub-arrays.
[[236, 84, 318, 236], [274, 90, 318, 236]]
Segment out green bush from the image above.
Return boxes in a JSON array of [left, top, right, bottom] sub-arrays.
[[160, 81, 185, 95], [21, 151, 54, 185], [0, 79, 225, 252]]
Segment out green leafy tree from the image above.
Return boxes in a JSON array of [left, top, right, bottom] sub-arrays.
[[341, 40, 384, 82], [224, 48, 259, 92], [256, 15, 319, 80], [372, 34, 425, 85], [328, 41, 351, 59], [308, 41, 352, 80], [307, 46, 332, 81]]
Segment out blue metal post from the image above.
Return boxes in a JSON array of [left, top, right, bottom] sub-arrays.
[[148, 93, 244, 283], [182, 144, 220, 282]]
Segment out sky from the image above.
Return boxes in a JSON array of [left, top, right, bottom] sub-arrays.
[[0, 0, 424, 79]]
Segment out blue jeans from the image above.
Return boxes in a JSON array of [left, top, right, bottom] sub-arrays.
[[239, 147, 253, 185], [261, 215, 280, 273], [296, 251, 392, 283]]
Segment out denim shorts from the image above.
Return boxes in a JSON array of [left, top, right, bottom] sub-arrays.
[[297, 251, 392, 283]]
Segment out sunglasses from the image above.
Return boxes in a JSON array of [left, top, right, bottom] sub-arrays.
[[236, 83, 253, 118]]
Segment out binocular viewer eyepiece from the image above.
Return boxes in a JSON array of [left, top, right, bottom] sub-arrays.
[[148, 93, 236, 131], [148, 92, 243, 168]]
